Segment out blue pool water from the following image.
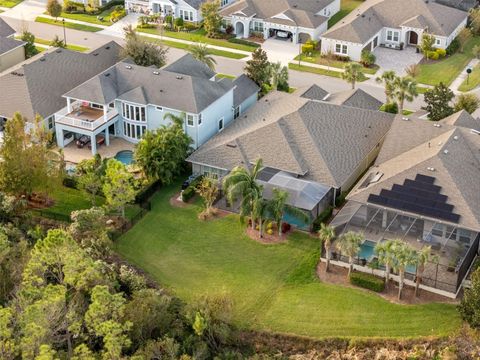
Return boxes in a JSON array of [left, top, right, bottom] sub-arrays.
[[358, 240, 416, 274], [115, 150, 134, 165], [282, 211, 310, 230]]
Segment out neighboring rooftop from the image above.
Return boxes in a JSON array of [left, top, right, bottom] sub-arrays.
[[301, 84, 330, 101], [188, 90, 395, 189], [220, 0, 332, 28], [327, 88, 383, 111], [233, 74, 260, 107], [435, 0, 478, 11], [0, 41, 122, 121], [323, 0, 468, 43], [440, 110, 480, 131], [163, 53, 216, 80], [0, 18, 15, 38], [0, 37, 25, 56], [348, 116, 480, 230]]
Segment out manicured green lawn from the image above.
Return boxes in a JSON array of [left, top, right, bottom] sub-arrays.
[[0, 0, 22, 8], [458, 63, 480, 92], [58, 8, 115, 25], [295, 51, 379, 75], [17, 36, 89, 52], [140, 36, 247, 59], [416, 37, 480, 86], [35, 17, 103, 32], [115, 182, 461, 339], [328, 0, 364, 28], [217, 73, 236, 79], [289, 63, 368, 82], [136, 27, 258, 52]]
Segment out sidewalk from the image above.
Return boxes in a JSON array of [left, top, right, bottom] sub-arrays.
[[450, 58, 479, 92]]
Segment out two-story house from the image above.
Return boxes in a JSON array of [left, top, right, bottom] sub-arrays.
[[320, 0, 468, 61], [54, 54, 259, 155], [220, 0, 340, 44]]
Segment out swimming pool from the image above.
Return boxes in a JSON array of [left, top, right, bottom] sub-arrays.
[[358, 240, 416, 274], [114, 150, 134, 165]]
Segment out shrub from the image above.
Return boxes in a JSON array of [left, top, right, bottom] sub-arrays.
[[164, 15, 173, 26], [63, 176, 78, 189], [312, 206, 333, 232], [184, 22, 199, 31], [63, 0, 85, 12], [182, 186, 195, 202], [174, 17, 184, 29], [349, 272, 385, 292], [436, 48, 446, 58], [446, 38, 460, 55], [110, 6, 126, 22], [135, 180, 161, 204], [383, 102, 399, 114], [281, 222, 291, 234], [428, 51, 439, 60], [302, 43, 314, 55], [335, 192, 347, 207], [360, 50, 376, 67], [225, 24, 234, 34], [227, 37, 260, 48], [333, 54, 350, 62]]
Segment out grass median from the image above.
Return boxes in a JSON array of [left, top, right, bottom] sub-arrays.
[[35, 16, 103, 32]]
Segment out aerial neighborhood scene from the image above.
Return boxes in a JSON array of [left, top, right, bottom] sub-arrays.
[[1, 0, 480, 357]]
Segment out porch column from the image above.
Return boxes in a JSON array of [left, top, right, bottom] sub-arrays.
[[90, 134, 97, 155], [105, 128, 110, 146], [67, 98, 72, 113], [56, 128, 64, 149], [244, 21, 250, 38], [103, 106, 108, 122]]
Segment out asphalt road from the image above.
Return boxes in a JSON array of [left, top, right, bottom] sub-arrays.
[[1, 16, 427, 111]]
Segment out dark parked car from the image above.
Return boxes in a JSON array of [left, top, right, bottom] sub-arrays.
[[76, 135, 91, 148]]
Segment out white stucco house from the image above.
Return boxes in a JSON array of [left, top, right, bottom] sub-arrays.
[[320, 0, 469, 61], [220, 0, 341, 44]]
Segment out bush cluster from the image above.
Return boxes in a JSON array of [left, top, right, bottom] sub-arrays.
[[349, 272, 385, 292], [181, 176, 203, 202], [227, 37, 261, 48], [446, 38, 460, 55], [383, 102, 399, 114]]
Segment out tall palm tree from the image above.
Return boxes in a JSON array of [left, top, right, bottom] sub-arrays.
[[391, 240, 416, 300], [413, 246, 437, 298], [267, 188, 309, 237], [252, 197, 268, 237], [375, 70, 397, 104], [190, 43, 217, 71], [374, 239, 397, 289], [336, 231, 363, 278], [222, 158, 263, 229], [393, 76, 418, 114], [341, 62, 364, 89], [318, 223, 335, 272]]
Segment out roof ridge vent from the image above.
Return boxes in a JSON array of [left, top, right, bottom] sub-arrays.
[[433, 123, 441, 127], [427, 167, 435, 171], [153, 71, 160, 75], [176, 75, 183, 80], [453, 135, 459, 140], [443, 149, 449, 154], [125, 65, 132, 69], [402, 117, 409, 121]]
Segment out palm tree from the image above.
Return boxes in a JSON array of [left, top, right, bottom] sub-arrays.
[[374, 239, 397, 289], [164, 112, 185, 128], [375, 70, 397, 104], [413, 246, 437, 297], [267, 188, 309, 237], [190, 43, 217, 71], [318, 223, 335, 272], [391, 240, 416, 300], [222, 158, 263, 229], [336, 231, 363, 277], [252, 197, 268, 237], [269, 62, 289, 91], [341, 62, 364, 89], [393, 76, 418, 115]]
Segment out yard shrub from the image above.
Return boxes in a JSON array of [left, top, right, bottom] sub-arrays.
[[302, 43, 314, 56], [281, 222, 291, 234], [446, 38, 460, 55], [312, 206, 333, 232], [360, 50, 376, 67], [63, 175, 78, 189], [182, 186, 195, 202], [174, 17, 184, 29], [227, 37, 260, 48], [110, 5, 126, 22], [335, 192, 347, 207], [135, 180, 161, 204], [383, 102, 399, 114], [436, 48, 446, 58], [184, 22, 199, 31], [63, 0, 84, 12], [350, 272, 385, 292], [428, 51, 439, 60]]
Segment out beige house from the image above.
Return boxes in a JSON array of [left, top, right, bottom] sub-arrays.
[[0, 19, 25, 73]]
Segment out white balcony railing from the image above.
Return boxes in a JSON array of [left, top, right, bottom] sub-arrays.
[[55, 106, 119, 131]]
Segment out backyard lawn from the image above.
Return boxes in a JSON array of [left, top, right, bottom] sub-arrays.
[[328, 0, 364, 28], [58, 8, 115, 25], [115, 182, 461, 339], [416, 37, 480, 86], [35, 17, 103, 32], [136, 27, 259, 52], [0, 0, 22, 8]]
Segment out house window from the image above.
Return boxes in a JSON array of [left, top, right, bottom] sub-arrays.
[[187, 114, 194, 126], [156, 106, 163, 111], [250, 21, 263, 32], [335, 43, 348, 55], [46, 117, 54, 130], [221, 0, 228, 6], [234, 106, 240, 119], [387, 30, 399, 42], [435, 38, 441, 46], [123, 122, 147, 140], [122, 103, 146, 122], [181, 10, 193, 21], [198, 114, 202, 125], [90, 103, 103, 109], [218, 117, 224, 131]]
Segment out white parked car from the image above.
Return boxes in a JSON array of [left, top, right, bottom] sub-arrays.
[[276, 31, 289, 39]]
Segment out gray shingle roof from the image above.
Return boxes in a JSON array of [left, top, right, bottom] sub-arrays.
[[440, 110, 480, 131], [163, 53, 215, 80], [0, 18, 15, 38], [0, 37, 24, 56], [188, 91, 395, 188], [220, 0, 333, 29], [301, 84, 330, 101], [64, 60, 234, 113], [435, 0, 478, 11], [233, 74, 259, 107], [0, 41, 122, 121], [327, 88, 383, 111], [348, 116, 480, 230], [323, 0, 468, 43]]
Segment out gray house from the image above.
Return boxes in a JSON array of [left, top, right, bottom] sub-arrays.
[[0, 18, 25, 73], [330, 111, 480, 297], [54, 54, 259, 155]]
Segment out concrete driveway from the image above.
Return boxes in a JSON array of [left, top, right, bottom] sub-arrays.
[[262, 37, 300, 66], [374, 46, 423, 75], [98, 13, 140, 37], [1, 0, 47, 21]]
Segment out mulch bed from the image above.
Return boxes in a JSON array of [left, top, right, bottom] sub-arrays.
[[317, 262, 458, 305], [245, 227, 290, 244]]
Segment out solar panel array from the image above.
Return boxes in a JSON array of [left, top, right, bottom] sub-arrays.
[[367, 174, 460, 223]]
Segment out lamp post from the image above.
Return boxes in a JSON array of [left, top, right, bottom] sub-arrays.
[[62, 19, 67, 46], [467, 67, 472, 85]]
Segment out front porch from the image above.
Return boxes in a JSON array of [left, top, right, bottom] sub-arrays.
[[63, 137, 134, 164]]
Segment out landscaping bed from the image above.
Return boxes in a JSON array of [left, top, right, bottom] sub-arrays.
[[295, 51, 379, 75], [289, 63, 368, 81], [35, 16, 103, 32], [115, 181, 461, 338], [58, 7, 117, 25]]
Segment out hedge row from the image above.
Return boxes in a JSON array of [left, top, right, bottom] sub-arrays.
[[227, 37, 260, 48], [349, 272, 385, 293]]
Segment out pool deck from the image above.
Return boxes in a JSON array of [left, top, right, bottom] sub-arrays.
[[62, 137, 135, 164]]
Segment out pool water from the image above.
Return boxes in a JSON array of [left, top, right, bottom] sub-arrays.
[[282, 211, 311, 231], [115, 150, 134, 165], [358, 240, 416, 274]]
